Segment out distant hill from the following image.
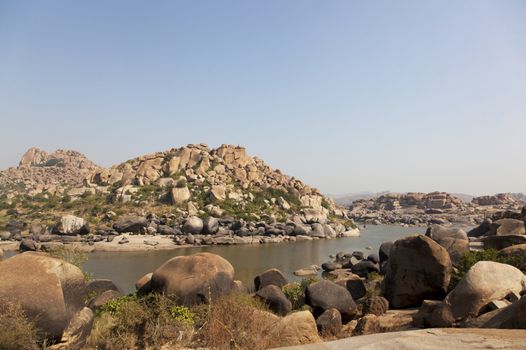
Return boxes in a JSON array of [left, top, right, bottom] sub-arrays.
[[330, 191, 391, 206]]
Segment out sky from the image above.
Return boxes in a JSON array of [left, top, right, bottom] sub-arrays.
[[0, 1, 525, 196]]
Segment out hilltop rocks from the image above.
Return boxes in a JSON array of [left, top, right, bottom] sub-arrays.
[[113, 216, 148, 233], [254, 268, 288, 291], [381, 235, 452, 308], [0, 148, 102, 197], [0, 252, 86, 340], [53, 215, 90, 235], [418, 261, 526, 327], [150, 252, 235, 305], [305, 280, 357, 320]]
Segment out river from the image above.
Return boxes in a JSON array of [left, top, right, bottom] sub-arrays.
[[82, 225, 421, 293]]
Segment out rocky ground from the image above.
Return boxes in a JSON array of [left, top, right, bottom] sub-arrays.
[[348, 191, 525, 227], [0, 206, 525, 349]]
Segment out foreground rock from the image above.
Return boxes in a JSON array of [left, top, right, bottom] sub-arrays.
[[271, 328, 526, 350], [0, 252, 86, 340], [417, 261, 526, 327], [254, 268, 288, 291], [381, 235, 452, 308], [150, 252, 235, 305], [268, 311, 321, 347], [305, 280, 357, 320]]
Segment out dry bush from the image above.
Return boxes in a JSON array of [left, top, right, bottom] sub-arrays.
[[0, 300, 39, 350], [85, 293, 194, 350], [194, 293, 283, 350]]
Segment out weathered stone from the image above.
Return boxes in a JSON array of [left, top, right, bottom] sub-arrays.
[[425, 225, 469, 265], [335, 276, 367, 300], [421, 261, 526, 327], [151, 252, 235, 305], [267, 311, 321, 347], [482, 235, 526, 250], [135, 272, 153, 294], [0, 252, 86, 340], [113, 216, 148, 233], [489, 219, 526, 236], [210, 185, 226, 202], [316, 308, 342, 336], [203, 216, 220, 235], [88, 290, 122, 311], [254, 268, 288, 291], [171, 186, 191, 205], [379, 241, 394, 263], [305, 280, 357, 320], [50, 307, 94, 350], [354, 314, 380, 335], [381, 235, 452, 308], [256, 284, 292, 316], [182, 216, 204, 235], [53, 215, 90, 235]]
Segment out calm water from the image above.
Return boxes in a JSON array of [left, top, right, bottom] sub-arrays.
[[82, 225, 422, 293]]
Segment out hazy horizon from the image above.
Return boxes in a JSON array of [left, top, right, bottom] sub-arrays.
[[1, 1, 525, 196]]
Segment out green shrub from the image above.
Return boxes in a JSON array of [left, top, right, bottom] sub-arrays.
[[170, 305, 196, 326]]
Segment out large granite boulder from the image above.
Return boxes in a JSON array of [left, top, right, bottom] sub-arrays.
[[468, 219, 493, 237], [0, 252, 86, 341], [52, 215, 90, 235], [482, 235, 526, 250], [254, 268, 288, 291], [305, 280, 357, 320], [267, 311, 321, 347], [182, 216, 204, 234], [481, 295, 526, 329], [316, 308, 342, 336], [150, 252, 235, 305], [113, 216, 148, 233], [203, 217, 220, 235], [381, 235, 452, 308], [256, 284, 292, 316], [420, 261, 526, 327], [488, 219, 526, 236], [425, 225, 469, 265]]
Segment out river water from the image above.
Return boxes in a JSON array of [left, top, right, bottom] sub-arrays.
[[82, 225, 422, 293]]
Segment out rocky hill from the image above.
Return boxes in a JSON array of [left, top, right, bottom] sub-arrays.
[[0, 144, 355, 248], [0, 148, 102, 197]]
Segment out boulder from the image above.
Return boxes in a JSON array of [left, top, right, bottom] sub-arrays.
[[293, 265, 320, 277], [256, 285, 292, 316], [336, 276, 367, 300], [113, 216, 148, 233], [171, 186, 191, 205], [354, 314, 380, 335], [379, 241, 394, 263], [84, 279, 122, 297], [305, 280, 357, 320], [209, 185, 226, 202], [428, 261, 526, 326], [481, 295, 526, 329], [488, 219, 526, 236], [381, 235, 452, 308], [182, 216, 204, 234], [0, 252, 86, 341], [321, 262, 342, 272], [482, 235, 526, 250], [19, 239, 39, 252], [468, 219, 493, 237], [498, 244, 526, 257], [53, 215, 90, 235], [150, 252, 235, 305], [316, 308, 342, 336], [254, 268, 288, 291], [203, 217, 220, 235], [157, 225, 175, 235], [135, 272, 153, 294], [267, 311, 321, 347], [425, 225, 469, 265], [88, 290, 122, 312], [352, 260, 380, 277], [0, 247, 3, 260]]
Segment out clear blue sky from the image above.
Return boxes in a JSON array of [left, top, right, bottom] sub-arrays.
[[1, 1, 525, 195]]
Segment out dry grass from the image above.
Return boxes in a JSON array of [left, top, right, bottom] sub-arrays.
[[0, 300, 39, 350], [193, 293, 284, 350]]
